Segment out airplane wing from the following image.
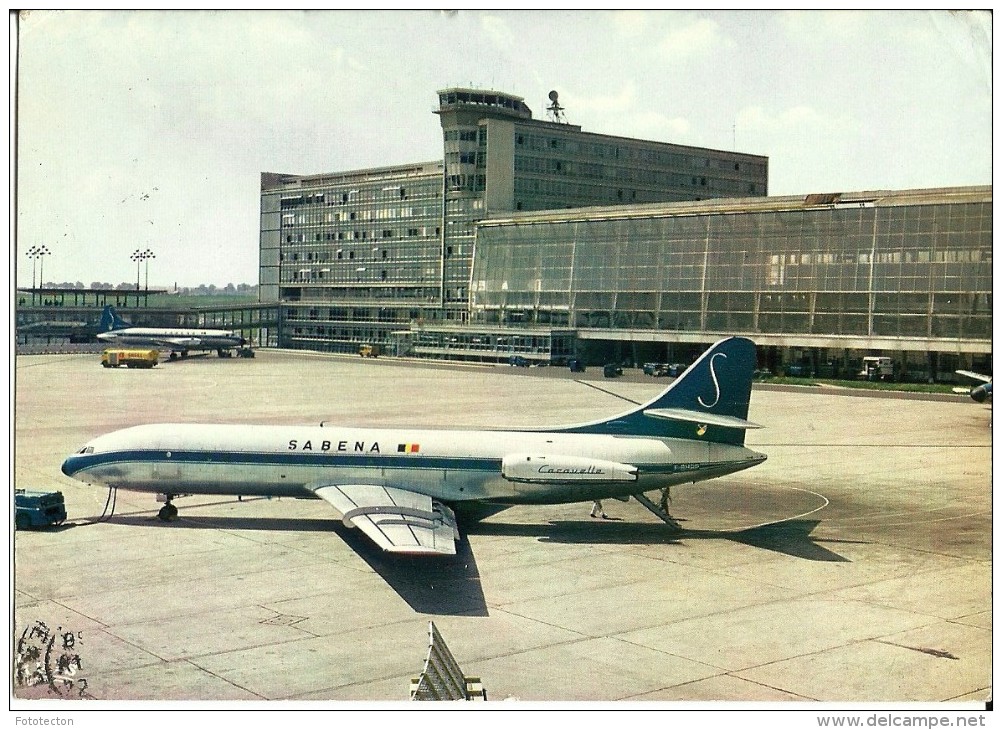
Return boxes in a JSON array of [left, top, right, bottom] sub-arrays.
[[153, 337, 203, 349], [956, 370, 992, 383], [313, 484, 460, 556]]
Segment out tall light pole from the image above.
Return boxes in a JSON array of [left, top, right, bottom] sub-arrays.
[[144, 248, 155, 290], [26, 245, 50, 305], [131, 248, 155, 291]]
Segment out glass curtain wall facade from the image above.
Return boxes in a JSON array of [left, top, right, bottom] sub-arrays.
[[471, 187, 991, 361]]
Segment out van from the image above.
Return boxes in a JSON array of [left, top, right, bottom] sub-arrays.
[[859, 356, 894, 381]]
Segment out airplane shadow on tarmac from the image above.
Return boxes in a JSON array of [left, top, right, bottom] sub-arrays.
[[107, 512, 490, 617], [467, 518, 856, 563], [105, 510, 855, 616]]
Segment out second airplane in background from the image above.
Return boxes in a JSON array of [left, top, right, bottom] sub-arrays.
[[96, 305, 248, 359]]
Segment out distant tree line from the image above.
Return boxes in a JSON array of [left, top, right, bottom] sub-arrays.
[[36, 282, 258, 295]]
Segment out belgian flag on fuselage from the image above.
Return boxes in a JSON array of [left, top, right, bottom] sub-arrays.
[[557, 337, 759, 445]]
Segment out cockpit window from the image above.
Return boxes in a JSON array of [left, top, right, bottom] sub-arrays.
[[77, 446, 95, 454]]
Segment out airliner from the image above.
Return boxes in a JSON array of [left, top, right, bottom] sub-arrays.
[[96, 305, 248, 358], [61, 337, 766, 555]]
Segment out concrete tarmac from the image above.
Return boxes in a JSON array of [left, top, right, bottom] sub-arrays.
[[12, 350, 992, 704]]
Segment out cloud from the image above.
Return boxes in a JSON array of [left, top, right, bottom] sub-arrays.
[[559, 82, 692, 144], [480, 13, 516, 49], [611, 10, 649, 38], [564, 82, 638, 115], [627, 111, 691, 142], [657, 17, 733, 59], [735, 104, 860, 194]]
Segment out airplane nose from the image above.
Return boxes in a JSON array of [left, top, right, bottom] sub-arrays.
[[239, 337, 247, 346], [60, 457, 75, 477]]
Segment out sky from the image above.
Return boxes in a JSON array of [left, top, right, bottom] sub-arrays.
[[12, 9, 993, 289]]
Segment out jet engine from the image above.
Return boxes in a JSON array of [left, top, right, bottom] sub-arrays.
[[501, 454, 638, 484]]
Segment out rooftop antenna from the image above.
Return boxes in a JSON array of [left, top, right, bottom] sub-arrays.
[[546, 90, 567, 124]]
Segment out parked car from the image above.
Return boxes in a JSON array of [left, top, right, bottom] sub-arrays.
[[568, 359, 586, 373], [642, 362, 671, 376], [508, 355, 529, 367], [603, 363, 624, 378]]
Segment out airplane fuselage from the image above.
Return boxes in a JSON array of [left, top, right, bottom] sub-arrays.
[[61, 423, 766, 505], [96, 328, 244, 352]]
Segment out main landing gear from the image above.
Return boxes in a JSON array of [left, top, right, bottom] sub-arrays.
[[157, 497, 178, 522]]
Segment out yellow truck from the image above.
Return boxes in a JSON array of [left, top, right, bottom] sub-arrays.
[[359, 344, 381, 358], [101, 349, 160, 369]]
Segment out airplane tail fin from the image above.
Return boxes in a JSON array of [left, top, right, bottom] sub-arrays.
[[99, 305, 132, 332], [559, 337, 760, 445]]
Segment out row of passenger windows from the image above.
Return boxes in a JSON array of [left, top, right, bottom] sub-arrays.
[[281, 206, 438, 225], [284, 227, 441, 243], [281, 244, 463, 262], [443, 129, 484, 142], [513, 156, 759, 192], [513, 132, 763, 175], [279, 185, 439, 209]]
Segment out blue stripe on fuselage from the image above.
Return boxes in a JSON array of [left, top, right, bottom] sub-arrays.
[[62, 449, 503, 477], [61, 448, 754, 481]]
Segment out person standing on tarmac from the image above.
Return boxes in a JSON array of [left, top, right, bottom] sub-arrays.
[[590, 500, 607, 519]]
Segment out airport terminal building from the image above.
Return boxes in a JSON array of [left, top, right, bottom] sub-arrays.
[[259, 87, 990, 379], [260, 88, 769, 349], [463, 186, 991, 378]]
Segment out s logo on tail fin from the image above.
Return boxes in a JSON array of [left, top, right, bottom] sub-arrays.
[[99, 305, 114, 332], [697, 352, 726, 409], [557, 337, 760, 445], [99, 305, 132, 332]]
